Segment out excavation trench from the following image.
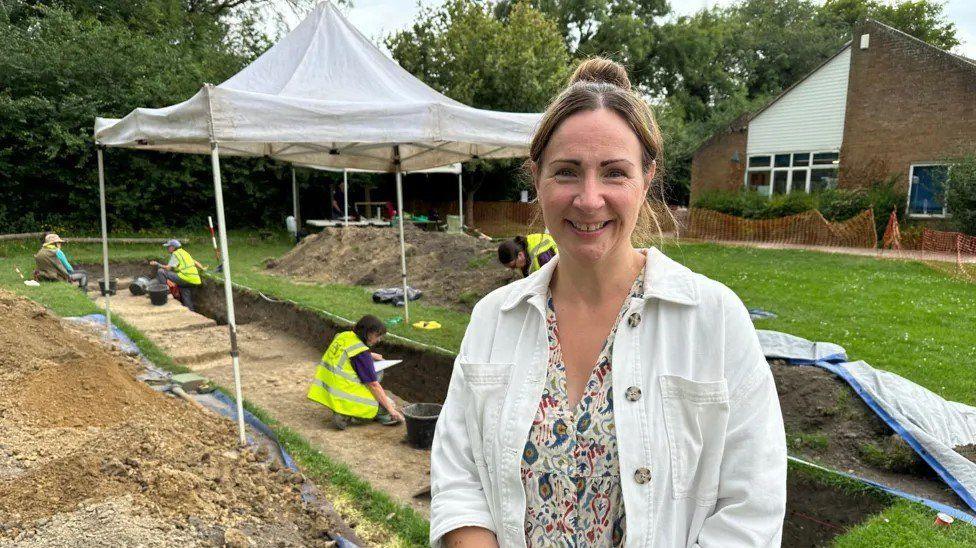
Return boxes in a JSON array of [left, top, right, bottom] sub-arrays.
[[87, 262, 933, 543]]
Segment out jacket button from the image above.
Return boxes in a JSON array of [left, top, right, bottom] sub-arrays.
[[635, 467, 652, 484], [628, 312, 642, 327], [626, 386, 642, 401]]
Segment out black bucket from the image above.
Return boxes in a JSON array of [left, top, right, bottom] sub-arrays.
[[148, 283, 169, 306], [403, 403, 442, 450], [98, 278, 118, 296], [129, 276, 150, 296]]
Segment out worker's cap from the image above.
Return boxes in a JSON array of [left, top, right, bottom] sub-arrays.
[[44, 233, 64, 245], [163, 239, 181, 249]]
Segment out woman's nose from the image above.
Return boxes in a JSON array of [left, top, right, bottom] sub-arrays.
[[573, 172, 605, 212]]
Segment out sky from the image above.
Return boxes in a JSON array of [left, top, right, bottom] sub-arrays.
[[326, 0, 976, 59]]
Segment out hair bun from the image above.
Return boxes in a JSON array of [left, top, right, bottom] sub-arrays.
[[569, 57, 631, 91]]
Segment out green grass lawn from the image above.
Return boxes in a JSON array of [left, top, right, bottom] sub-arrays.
[[3, 232, 976, 545], [663, 242, 976, 405]]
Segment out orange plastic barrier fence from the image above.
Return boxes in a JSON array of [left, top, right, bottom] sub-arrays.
[[687, 208, 877, 249]]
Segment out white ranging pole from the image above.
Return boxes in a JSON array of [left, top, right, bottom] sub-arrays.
[[394, 146, 409, 322], [209, 142, 247, 446], [343, 169, 349, 226], [96, 147, 112, 339], [457, 171, 464, 228], [291, 166, 300, 227]]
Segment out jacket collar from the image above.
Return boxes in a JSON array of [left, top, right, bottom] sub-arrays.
[[500, 246, 700, 312]]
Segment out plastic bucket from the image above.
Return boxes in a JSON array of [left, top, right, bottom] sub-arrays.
[[98, 278, 118, 296], [129, 276, 150, 296], [402, 403, 442, 450], [147, 283, 169, 306]]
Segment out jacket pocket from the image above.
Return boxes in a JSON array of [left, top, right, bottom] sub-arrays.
[[660, 375, 730, 502], [460, 362, 513, 466]]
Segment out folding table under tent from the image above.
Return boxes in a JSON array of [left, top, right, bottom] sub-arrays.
[[93, 0, 539, 443], [293, 163, 464, 228]]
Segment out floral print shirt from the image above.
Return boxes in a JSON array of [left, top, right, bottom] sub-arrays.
[[520, 270, 645, 546]]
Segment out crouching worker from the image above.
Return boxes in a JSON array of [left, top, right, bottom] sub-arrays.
[[497, 233, 557, 277], [149, 239, 203, 311], [34, 233, 88, 290], [308, 315, 404, 430]]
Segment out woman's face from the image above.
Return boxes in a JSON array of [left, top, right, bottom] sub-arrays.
[[366, 332, 383, 346], [533, 109, 653, 265]]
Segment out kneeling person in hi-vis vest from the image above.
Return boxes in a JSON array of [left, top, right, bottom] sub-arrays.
[[308, 315, 404, 430], [150, 239, 204, 311], [497, 232, 558, 278]]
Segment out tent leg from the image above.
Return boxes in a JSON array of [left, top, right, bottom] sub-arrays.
[[458, 172, 463, 228], [96, 147, 112, 339], [210, 143, 247, 446], [395, 169, 409, 322], [343, 169, 349, 226], [291, 166, 300, 227]]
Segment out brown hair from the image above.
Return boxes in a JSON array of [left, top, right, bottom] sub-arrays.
[[353, 315, 386, 344], [528, 57, 675, 244]]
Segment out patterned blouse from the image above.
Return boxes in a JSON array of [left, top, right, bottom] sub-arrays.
[[521, 270, 645, 546]]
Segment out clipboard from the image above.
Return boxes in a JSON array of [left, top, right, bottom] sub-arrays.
[[374, 359, 403, 372]]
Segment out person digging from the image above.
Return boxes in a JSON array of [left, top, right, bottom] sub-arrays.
[[307, 315, 404, 429], [497, 232, 558, 277], [149, 239, 204, 311], [33, 233, 89, 290]]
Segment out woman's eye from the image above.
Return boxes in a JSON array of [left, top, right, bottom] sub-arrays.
[[554, 168, 576, 178], [606, 169, 627, 178]]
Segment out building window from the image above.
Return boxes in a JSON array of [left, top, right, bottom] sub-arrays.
[[746, 152, 839, 195], [908, 164, 948, 217]]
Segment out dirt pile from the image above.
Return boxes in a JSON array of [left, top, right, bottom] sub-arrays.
[[0, 289, 339, 546], [269, 225, 518, 311], [772, 361, 966, 507]]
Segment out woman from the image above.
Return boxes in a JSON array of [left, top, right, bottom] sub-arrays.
[[430, 58, 785, 547], [497, 233, 557, 277], [307, 315, 404, 429]]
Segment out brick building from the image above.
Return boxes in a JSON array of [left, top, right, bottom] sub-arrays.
[[690, 19, 976, 219]]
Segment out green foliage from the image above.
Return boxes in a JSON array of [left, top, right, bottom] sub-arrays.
[[945, 155, 976, 236], [387, 0, 571, 113], [692, 189, 814, 219], [0, 1, 307, 232], [787, 431, 829, 451], [698, 178, 906, 238], [823, 0, 959, 50]]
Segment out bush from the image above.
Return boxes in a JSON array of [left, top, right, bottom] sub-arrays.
[[692, 189, 814, 219], [695, 180, 904, 240], [945, 155, 976, 236], [817, 189, 871, 222]]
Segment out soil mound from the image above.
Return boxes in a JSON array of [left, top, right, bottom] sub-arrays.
[[772, 361, 966, 507], [269, 225, 518, 311], [0, 289, 339, 546]]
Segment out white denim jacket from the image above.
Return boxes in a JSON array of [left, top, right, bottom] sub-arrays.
[[430, 248, 786, 547]]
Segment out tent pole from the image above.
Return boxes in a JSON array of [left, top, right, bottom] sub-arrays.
[[343, 169, 349, 227], [394, 147, 409, 322], [210, 143, 247, 446], [291, 166, 300, 228], [457, 171, 463, 228], [96, 146, 112, 339]]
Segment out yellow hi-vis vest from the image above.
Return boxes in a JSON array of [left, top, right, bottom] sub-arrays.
[[307, 331, 379, 419], [525, 233, 557, 273], [172, 248, 201, 285]]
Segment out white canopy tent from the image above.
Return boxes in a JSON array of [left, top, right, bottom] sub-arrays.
[[93, 1, 539, 443]]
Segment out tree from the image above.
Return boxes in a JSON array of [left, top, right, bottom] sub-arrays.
[[945, 156, 976, 236], [822, 0, 959, 50], [494, 0, 667, 93], [0, 1, 293, 231], [387, 0, 571, 113]]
